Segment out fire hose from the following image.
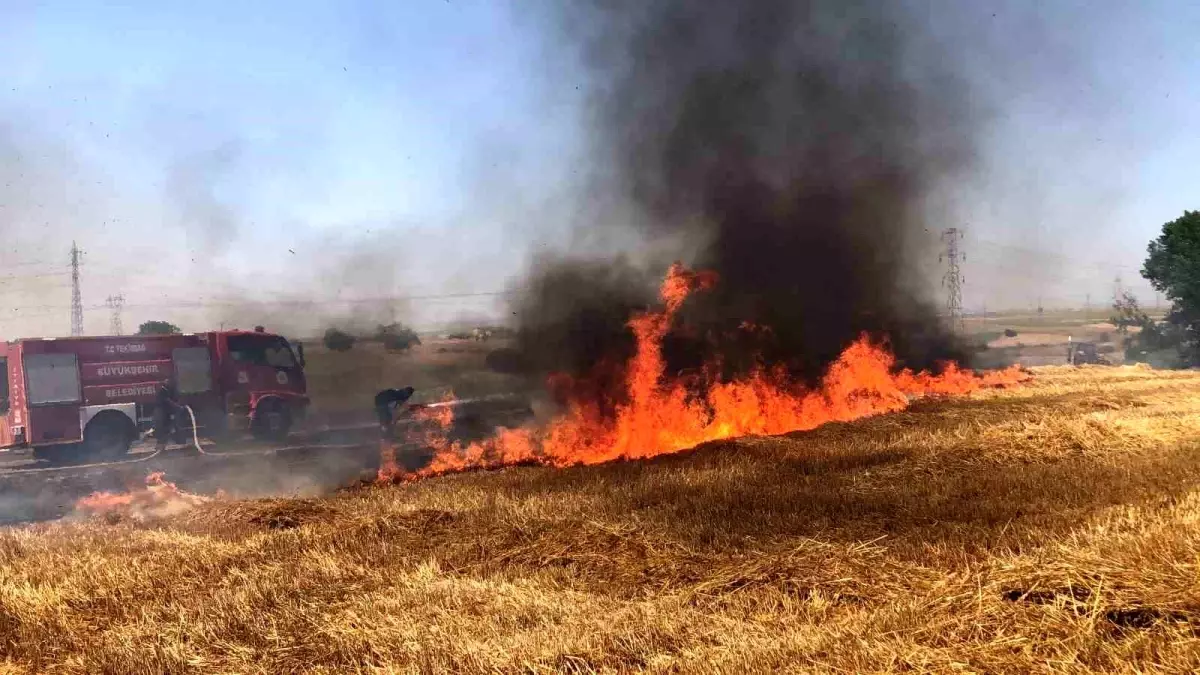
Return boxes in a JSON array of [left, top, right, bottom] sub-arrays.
[[183, 404, 207, 454], [0, 406, 201, 475], [0, 404, 358, 475], [176, 405, 362, 459], [0, 445, 170, 474], [0, 393, 528, 476]]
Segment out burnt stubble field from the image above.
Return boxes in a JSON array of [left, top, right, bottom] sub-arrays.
[[0, 346, 1198, 673]]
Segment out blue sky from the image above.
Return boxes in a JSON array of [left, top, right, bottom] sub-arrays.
[[0, 0, 585, 335], [950, 0, 1200, 312], [0, 0, 1198, 336]]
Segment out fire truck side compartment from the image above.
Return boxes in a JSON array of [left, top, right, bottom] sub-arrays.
[[19, 335, 213, 447], [1, 330, 307, 451], [25, 352, 84, 445]]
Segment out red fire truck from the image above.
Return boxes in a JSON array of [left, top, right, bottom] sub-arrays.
[[0, 330, 309, 461]]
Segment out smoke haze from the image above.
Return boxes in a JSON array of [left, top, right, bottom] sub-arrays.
[[513, 0, 983, 390], [0, 1, 1191, 342]]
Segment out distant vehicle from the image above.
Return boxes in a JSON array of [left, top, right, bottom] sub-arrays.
[[1067, 341, 1110, 366], [0, 330, 309, 461]]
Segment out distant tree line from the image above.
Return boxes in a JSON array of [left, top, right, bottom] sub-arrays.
[[137, 320, 181, 335], [322, 322, 421, 353]]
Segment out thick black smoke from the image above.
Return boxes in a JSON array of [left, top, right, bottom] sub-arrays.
[[514, 0, 981, 390]]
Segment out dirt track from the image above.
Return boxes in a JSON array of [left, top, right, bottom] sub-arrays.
[[0, 436, 385, 525], [0, 396, 534, 525]]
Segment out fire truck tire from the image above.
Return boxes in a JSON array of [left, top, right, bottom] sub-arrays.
[[82, 412, 136, 459], [32, 445, 75, 464], [250, 399, 292, 442]]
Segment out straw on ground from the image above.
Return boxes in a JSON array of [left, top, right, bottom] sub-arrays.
[[1, 364, 1199, 673]]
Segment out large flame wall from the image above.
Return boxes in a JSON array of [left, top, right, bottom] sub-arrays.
[[382, 264, 1025, 481]]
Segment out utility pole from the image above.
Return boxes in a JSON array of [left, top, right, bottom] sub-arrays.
[[940, 228, 965, 334], [69, 241, 84, 336], [106, 294, 125, 336], [1085, 292, 1091, 320]]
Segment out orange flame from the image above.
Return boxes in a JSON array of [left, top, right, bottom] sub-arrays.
[[386, 263, 1026, 481], [377, 392, 458, 482], [75, 471, 209, 522], [376, 441, 399, 483]]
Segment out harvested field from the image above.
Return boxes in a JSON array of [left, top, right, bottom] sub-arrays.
[[2, 364, 1200, 672], [985, 332, 1071, 348], [301, 339, 529, 415]]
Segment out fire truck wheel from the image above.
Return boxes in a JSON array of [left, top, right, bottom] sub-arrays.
[[83, 412, 135, 459], [32, 445, 75, 464], [251, 399, 292, 442]]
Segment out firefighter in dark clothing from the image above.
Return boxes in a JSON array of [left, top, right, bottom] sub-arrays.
[[154, 375, 181, 451], [374, 386, 416, 438]]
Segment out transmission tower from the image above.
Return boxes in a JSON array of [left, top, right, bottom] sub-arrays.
[[69, 241, 85, 336], [106, 294, 125, 336], [939, 228, 965, 333]]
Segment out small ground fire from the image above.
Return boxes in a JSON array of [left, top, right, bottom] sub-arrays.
[[380, 264, 1027, 482], [76, 472, 210, 522]]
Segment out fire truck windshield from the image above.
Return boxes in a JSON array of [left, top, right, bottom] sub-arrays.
[[228, 335, 297, 369]]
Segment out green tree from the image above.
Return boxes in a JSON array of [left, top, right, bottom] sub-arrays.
[[136, 320, 181, 335], [1140, 210, 1200, 365], [374, 322, 421, 352], [1111, 290, 1150, 337], [322, 327, 356, 352], [1111, 291, 1163, 365]]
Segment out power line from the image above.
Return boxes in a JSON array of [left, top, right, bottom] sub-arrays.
[[1, 289, 518, 315], [0, 281, 69, 292], [123, 290, 516, 310], [970, 238, 1141, 272], [0, 271, 144, 284], [0, 272, 70, 281]]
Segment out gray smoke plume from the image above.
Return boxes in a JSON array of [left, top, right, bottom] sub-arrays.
[[165, 139, 243, 257], [514, 0, 983, 391]]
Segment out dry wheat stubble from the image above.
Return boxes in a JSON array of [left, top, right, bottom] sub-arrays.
[[0, 366, 1198, 672]]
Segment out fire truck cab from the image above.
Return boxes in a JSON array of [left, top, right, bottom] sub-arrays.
[[0, 330, 309, 461]]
